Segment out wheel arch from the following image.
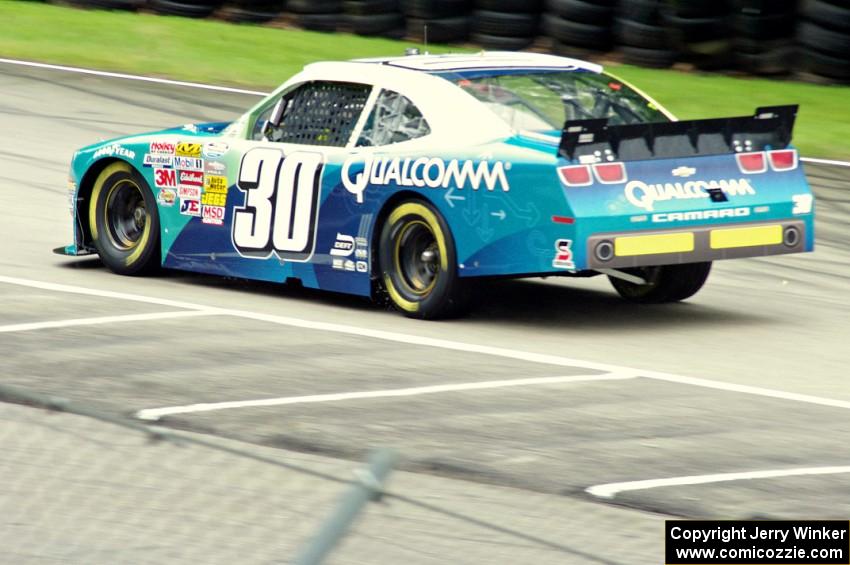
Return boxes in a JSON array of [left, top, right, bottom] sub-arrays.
[[370, 190, 442, 275]]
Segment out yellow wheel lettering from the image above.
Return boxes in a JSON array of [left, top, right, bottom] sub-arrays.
[[89, 162, 132, 242], [383, 274, 419, 313]]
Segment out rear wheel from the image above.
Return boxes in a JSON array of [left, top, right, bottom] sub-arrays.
[[378, 200, 469, 319], [89, 162, 160, 276], [609, 262, 711, 304]]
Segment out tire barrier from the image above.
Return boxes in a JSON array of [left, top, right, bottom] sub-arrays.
[[55, 0, 850, 84]]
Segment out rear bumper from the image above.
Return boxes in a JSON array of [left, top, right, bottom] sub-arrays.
[[585, 219, 807, 269]]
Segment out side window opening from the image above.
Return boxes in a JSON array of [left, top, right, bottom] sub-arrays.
[[356, 90, 431, 147], [254, 81, 371, 147]]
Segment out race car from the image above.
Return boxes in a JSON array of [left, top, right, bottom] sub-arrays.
[[58, 51, 814, 318]]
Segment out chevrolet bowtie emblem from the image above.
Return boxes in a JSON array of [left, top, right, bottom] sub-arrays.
[[672, 166, 696, 178]]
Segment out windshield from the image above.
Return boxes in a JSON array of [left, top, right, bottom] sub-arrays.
[[447, 71, 668, 132]]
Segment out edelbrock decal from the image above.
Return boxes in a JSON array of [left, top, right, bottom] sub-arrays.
[[624, 179, 756, 212], [342, 157, 510, 204]]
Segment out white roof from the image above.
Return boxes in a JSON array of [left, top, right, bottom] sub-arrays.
[[354, 51, 603, 74]]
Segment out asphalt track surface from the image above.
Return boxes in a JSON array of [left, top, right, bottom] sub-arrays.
[[2, 62, 850, 562]]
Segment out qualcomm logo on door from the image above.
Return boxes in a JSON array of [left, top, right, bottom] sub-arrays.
[[341, 157, 511, 203]]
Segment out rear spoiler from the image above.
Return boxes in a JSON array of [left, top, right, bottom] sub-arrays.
[[559, 105, 798, 162]]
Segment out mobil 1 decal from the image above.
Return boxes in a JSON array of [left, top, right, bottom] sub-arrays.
[[232, 147, 323, 261]]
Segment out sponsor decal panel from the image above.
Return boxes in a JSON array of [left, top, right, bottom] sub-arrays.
[[356, 261, 368, 273], [179, 186, 201, 200], [205, 175, 228, 193], [158, 188, 176, 207], [179, 198, 201, 216], [652, 207, 751, 223], [153, 168, 177, 189], [552, 239, 575, 270], [330, 233, 355, 257], [93, 144, 136, 160], [624, 178, 756, 211], [201, 191, 226, 207], [342, 157, 511, 203], [203, 142, 229, 158], [202, 205, 225, 226], [175, 142, 202, 158], [179, 170, 204, 187], [205, 161, 226, 175], [149, 141, 175, 155], [174, 156, 204, 171], [144, 154, 173, 168]]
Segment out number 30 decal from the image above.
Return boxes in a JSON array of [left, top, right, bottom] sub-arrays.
[[232, 148, 323, 261]]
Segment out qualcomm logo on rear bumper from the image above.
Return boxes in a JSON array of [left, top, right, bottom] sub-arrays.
[[341, 157, 510, 203], [625, 179, 756, 211]]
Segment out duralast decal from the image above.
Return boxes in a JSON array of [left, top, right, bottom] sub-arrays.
[[342, 157, 510, 203], [625, 179, 756, 211], [93, 144, 136, 160]]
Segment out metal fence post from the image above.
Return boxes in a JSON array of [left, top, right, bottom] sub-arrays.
[[292, 449, 398, 565]]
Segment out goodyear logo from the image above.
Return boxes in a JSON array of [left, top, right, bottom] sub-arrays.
[[176, 142, 202, 158]]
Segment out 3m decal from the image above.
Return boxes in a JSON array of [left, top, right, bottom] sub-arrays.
[[179, 198, 200, 216], [552, 239, 575, 270], [232, 147, 323, 261], [174, 156, 204, 171], [341, 157, 510, 203], [154, 168, 177, 188], [176, 142, 202, 158], [150, 141, 176, 155], [202, 205, 225, 226], [624, 179, 756, 211]]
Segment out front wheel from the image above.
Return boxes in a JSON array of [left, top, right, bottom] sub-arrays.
[[378, 200, 470, 319], [609, 262, 712, 304], [88, 162, 160, 275]]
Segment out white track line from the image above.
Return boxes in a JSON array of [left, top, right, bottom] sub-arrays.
[[800, 156, 850, 168], [0, 58, 267, 96], [586, 465, 850, 499], [4, 275, 850, 415], [0, 310, 217, 334], [135, 374, 636, 421]]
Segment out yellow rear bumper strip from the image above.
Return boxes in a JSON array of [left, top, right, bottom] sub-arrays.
[[710, 225, 782, 249], [615, 232, 695, 257]]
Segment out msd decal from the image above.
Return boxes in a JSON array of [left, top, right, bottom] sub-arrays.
[[154, 168, 177, 188], [202, 205, 225, 226], [341, 157, 510, 203], [624, 179, 756, 211]]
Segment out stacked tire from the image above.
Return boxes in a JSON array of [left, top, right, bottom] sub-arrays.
[[68, 0, 144, 9], [402, 0, 471, 44], [615, 0, 675, 68], [287, 0, 342, 31], [797, 0, 850, 83], [149, 0, 219, 17], [345, 0, 404, 37], [732, 0, 796, 75], [471, 0, 541, 51], [662, 0, 733, 69], [542, 0, 617, 59], [220, 0, 284, 22]]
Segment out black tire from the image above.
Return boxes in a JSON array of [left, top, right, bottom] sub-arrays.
[[609, 262, 711, 304], [619, 44, 676, 67], [617, 0, 662, 25], [797, 48, 850, 81], [543, 14, 612, 48], [476, 0, 541, 13], [801, 0, 850, 33], [406, 16, 470, 42], [732, 0, 799, 16], [471, 32, 535, 49], [348, 13, 405, 34], [545, 0, 614, 24], [69, 0, 144, 9], [343, 0, 400, 14], [287, 0, 341, 13], [148, 0, 218, 17], [378, 200, 470, 319], [663, 14, 731, 43], [401, 0, 470, 18], [89, 162, 160, 276], [733, 36, 787, 54], [797, 21, 850, 57], [733, 13, 795, 40], [221, 0, 284, 22], [472, 10, 538, 36], [552, 40, 606, 59], [665, 0, 730, 18], [736, 46, 793, 74], [614, 18, 668, 48]]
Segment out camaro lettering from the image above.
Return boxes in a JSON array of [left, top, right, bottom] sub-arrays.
[[342, 157, 510, 204], [624, 178, 756, 211], [652, 207, 751, 222]]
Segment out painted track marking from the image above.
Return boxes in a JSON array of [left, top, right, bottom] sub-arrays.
[[586, 466, 850, 499], [4, 275, 850, 415], [135, 374, 636, 421], [0, 310, 218, 334]]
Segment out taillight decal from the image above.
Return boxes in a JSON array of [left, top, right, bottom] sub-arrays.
[[558, 165, 593, 187], [735, 151, 767, 174], [592, 162, 627, 184], [769, 149, 798, 171]]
